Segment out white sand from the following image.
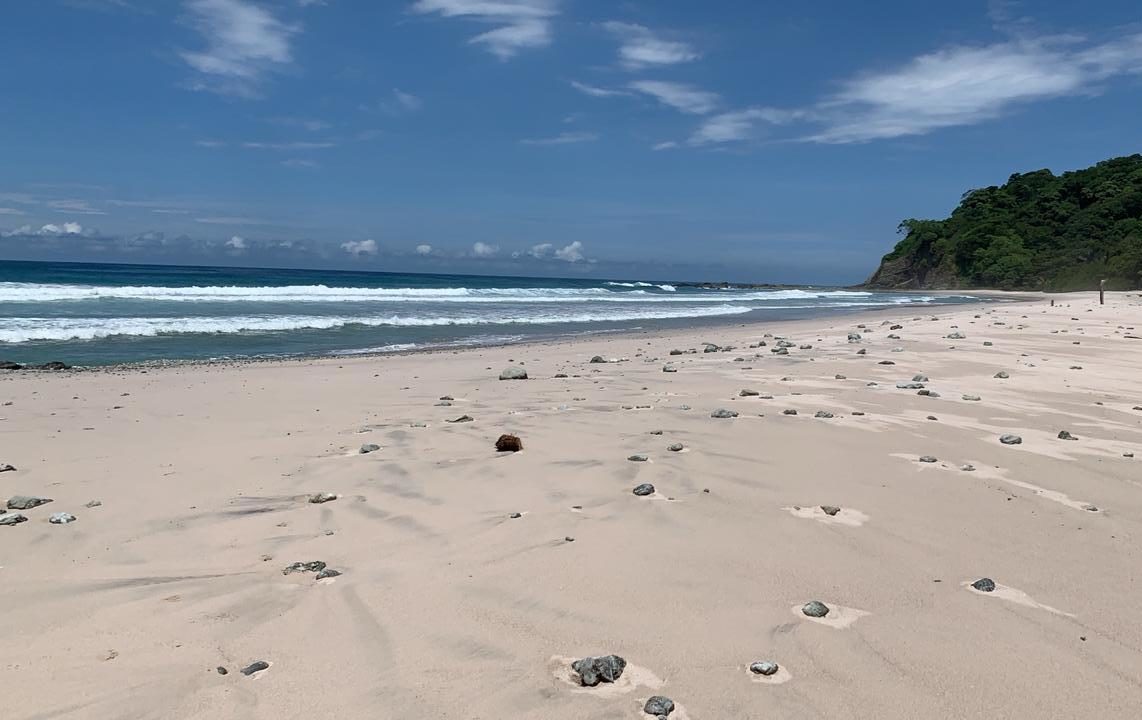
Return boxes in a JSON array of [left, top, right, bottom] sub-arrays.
[[2, 291, 1142, 718]]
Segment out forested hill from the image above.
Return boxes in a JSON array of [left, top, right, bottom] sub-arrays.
[[864, 154, 1142, 291]]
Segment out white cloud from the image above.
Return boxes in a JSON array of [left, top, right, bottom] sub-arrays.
[[242, 141, 336, 150], [281, 158, 319, 168], [195, 216, 271, 225], [471, 241, 499, 257], [690, 107, 807, 145], [603, 21, 698, 69], [179, 0, 298, 96], [45, 198, 107, 215], [553, 240, 584, 262], [0, 208, 25, 216], [652, 141, 679, 151], [411, 0, 559, 59], [528, 242, 552, 258], [416, 243, 433, 255], [2, 222, 86, 237], [269, 116, 331, 131], [630, 80, 719, 115], [341, 238, 378, 256], [809, 32, 1142, 144], [520, 131, 598, 146], [392, 88, 423, 111], [226, 235, 247, 249], [570, 80, 629, 98]]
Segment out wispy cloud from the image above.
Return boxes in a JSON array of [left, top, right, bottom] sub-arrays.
[[372, 88, 423, 114], [411, 0, 559, 59], [630, 80, 719, 115], [520, 131, 598, 146], [45, 199, 107, 215], [242, 141, 336, 150], [690, 107, 808, 146], [569, 80, 629, 98], [603, 21, 698, 70], [269, 116, 331, 131], [0, 208, 25, 216], [195, 216, 272, 225], [179, 0, 299, 97]]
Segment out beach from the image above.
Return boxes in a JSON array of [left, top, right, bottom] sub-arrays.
[[2, 291, 1141, 719]]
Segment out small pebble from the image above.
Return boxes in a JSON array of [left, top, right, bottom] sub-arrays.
[[750, 661, 779, 676]]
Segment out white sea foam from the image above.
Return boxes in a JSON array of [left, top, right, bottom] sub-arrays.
[[0, 304, 757, 343], [0, 282, 910, 304]]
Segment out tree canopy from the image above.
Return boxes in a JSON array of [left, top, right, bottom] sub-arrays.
[[865, 155, 1142, 290]]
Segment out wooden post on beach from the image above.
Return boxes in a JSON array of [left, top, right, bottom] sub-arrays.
[[1100, 279, 1106, 305]]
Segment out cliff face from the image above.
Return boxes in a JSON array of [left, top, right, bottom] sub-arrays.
[[863, 155, 1142, 291]]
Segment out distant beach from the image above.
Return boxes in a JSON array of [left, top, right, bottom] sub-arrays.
[[0, 260, 980, 365]]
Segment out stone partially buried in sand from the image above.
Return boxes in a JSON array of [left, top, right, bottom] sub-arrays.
[[308, 492, 338, 504], [359, 443, 380, 454], [802, 600, 830, 618], [750, 661, 779, 676], [571, 654, 626, 687], [633, 483, 656, 497], [48, 512, 77, 524], [240, 661, 270, 677], [971, 577, 997, 593], [0, 512, 28, 526], [495, 434, 523, 452], [7, 495, 52, 511], [644, 696, 675, 717], [999, 434, 1023, 445], [820, 505, 841, 516], [711, 409, 738, 419], [499, 367, 528, 380]]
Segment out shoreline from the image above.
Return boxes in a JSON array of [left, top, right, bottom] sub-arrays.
[[0, 290, 1027, 373]]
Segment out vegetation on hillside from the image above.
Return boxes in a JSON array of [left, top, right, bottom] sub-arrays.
[[865, 154, 1142, 290]]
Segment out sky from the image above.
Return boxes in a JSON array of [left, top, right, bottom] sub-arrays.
[[1, 0, 1141, 284]]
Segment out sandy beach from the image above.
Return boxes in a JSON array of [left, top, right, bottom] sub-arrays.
[[3, 291, 1142, 719]]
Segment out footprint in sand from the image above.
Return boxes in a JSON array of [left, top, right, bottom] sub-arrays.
[[548, 656, 664, 696], [784, 505, 869, 527], [791, 602, 869, 628], [962, 580, 1074, 616]]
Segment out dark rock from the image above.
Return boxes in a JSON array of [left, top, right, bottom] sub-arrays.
[[999, 434, 1023, 445], [554, 373, 568, 378], [878, 360, 895, 365], [446, 415, 474, 423], [947, 332, 966, 339], [38, 361, 71, 371], [0, 361, 23, 370], [509, 512, 522, 519], [499, 367, 527, 380], [962, 394, 981, 401], [897, 382, 924, 389], [216, 666, 228, 675], [847, 333, 862, 343], [783, 409, 797, 416], [85, 500, 102, 508], [590, 355, 606, 363], [1057, 430, 1077, 441], [571, 654, 626, 686], [240, 661, 270, 676], [994, 371, 1009, 379], [835, 374, 847, 379], [983, 341, 993, 346], [644, 696, 675, 717], [359, 443, 381, 454], [971, 578, 996, 593], [667, 443, 684, 452], [649, 430, 664, 435], [628, 454, 649, 462], [308, 492, 337, 504], [856, 348, 867, 355], [739, 389, 759, 397], [283, 561, 327, 575], [0, 512, 29, 526], [633, 483, 655, 496], [711, 409, 738, 419], [496, 434, 523, 452], [771, 347, 789, 355], [913, 374, 929, 382], [820, 505, 841, 516], [919, 455, 938, 463], [669, 349, 684, 356], [750, 661, 779, 676], [0, 463, 15, 472], [7, 495, 52, 510], [802, 600, 830, 618], [814, 411, 834, 419], [315, 568, 341, 580]]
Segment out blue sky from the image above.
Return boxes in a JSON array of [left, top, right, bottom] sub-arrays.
[[1, 0, 1140, 283]]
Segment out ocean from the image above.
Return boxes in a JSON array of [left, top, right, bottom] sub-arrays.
[[0, 260, 981, 366]]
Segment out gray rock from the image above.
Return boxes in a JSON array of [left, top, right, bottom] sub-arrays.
[[308, 492, 337, 504], [633, 483, 655, 496], [240, 661, 270, 676], [283, 561, 327, 575], [669, 349, 684, 356], [590, 355, 606, 363], [799, 344, 812, 350], [897, 382, 925, 389], [0, 512, 28, 526], [947, 332, 966, 339], [499, 367, 528, 380], [783, 409, 798, 415], [1058, 430, 1077, 440], [750, 661, 779, 676], [994, 371, 1009, 379], [820, 505, 841, 516], [847, 333, 862, 343], [662, 365, 678, 373], [434, 401, 453, 407], [802, 600, 830, 618], [446, 415, 474, 423], [971, 578, 996, 593], [359, 443, 381, 454], [740, 389, 760, 397], [999, 434, 1023, 445], [983, 341, 994, 346], [644, 696, 675, 716], [571, 655, 627, 686], [961, 464, 976, 472], [315, 568, 341, 580], [912, 374, 929, 382], [628, 454, 648, 462], [814, 411, 834, 419], [48, 512, 76, 524], [919, 455, 938, 463], [711, 409, 738, 419], [856, 348, 867, 355], [7, 495, 52, 511], [890, 324, 903, 330], [962, 394, 981, 401], [439, 395, 454, 401], [878, 360, 895, 365], [771, 347, 789, 355], [85, 500, 102, 508], [667, 443, 684, 452], [835, 374, 847, 380]]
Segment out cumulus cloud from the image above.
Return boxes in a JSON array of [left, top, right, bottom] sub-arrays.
[[471, 241, 499, 257], [179, 0, 299, 97], [554, 240, 584, 262], [2, 222, 87, 237], [630, 80, 719, 115], [416, 243, 433, 255], [226, 235, 247, 249], [603, 21, 699, 69], [528, 242, 553, 258], [341, 238, 378, 256], [411, 0, 559, 59]]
